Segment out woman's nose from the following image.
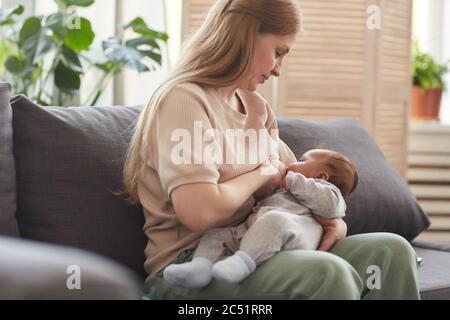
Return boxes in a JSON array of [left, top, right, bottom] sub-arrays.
[[271, 65, 281, 77]]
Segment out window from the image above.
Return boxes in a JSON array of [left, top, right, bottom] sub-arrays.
[[2, 0, 181, 106]]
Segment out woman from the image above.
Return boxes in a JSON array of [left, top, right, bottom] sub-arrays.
[[121, 0, 420, 299]]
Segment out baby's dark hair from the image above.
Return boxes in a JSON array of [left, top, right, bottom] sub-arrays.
[[321, 151, 358, 199]]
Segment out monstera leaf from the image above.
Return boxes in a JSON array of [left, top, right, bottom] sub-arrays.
[[103, 36, 162, 73]]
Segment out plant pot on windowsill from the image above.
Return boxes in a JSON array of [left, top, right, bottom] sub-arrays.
[[411, 44, 449, 122], [410, 85, 443, 121]]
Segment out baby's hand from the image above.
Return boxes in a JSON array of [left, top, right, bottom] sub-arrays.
[[281, 174, 289, 190]]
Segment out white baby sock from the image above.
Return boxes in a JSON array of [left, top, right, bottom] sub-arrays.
[[163, 257, 213, 288], [212, 251, 256, 284]]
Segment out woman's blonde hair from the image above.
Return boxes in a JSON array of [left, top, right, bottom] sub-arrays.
[[120, 0, 302, 204]]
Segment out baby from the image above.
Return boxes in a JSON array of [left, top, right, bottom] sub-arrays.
[[163, 149, 359, 288]]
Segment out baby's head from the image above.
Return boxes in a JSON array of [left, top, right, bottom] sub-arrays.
[[287, 149, 359, 199]]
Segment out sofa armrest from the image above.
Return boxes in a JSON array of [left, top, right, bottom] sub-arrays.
[[411, 240, 450, 252], [0, 236, 142, 299]]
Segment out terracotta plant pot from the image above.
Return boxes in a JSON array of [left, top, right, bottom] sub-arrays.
[[410, 85, 443, 121]]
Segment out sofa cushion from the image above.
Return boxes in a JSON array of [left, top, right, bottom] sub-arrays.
[[278, 117, 430, 241], [0, 83, 19, 236], [11, 95, 147, 278]]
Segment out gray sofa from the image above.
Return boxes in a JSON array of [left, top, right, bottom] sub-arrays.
[[1, 82, 450, 299]]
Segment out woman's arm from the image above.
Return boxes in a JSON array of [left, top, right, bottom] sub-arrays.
[[171, 161, 283, 232]]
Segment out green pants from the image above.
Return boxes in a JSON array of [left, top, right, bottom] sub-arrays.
[[144, 232, 420, 300]]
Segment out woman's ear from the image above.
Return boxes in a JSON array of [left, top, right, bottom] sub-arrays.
[[317, 172, 330, 181]]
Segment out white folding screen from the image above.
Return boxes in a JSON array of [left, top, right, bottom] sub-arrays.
[[182, 0, 413, 176]]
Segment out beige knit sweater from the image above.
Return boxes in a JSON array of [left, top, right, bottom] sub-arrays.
[[137, 82, 296, 280]]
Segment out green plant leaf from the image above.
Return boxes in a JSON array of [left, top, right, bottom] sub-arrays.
[[103, 37, 150, 72], [19, 17, 41, 45], [0, 39, 18, 74], [4, 55, 26, 74], [412, 44, 450, 90], [19, 17, 55, 64], [61, 46, 83, 73], [0, 41, 7, 74], [126, 36, 161, 51], [64, 17, 95, 53], [125, 17, 169, 42], [54, 60, 81, 94], [45, 13, 66, 42], [139, 50, 161, 65], [55, 0, 95, 8], [4, 55, 36, 78], [95, 61, 120, 73], [0, 4, 24, 25], [126, 36, 162, 65]]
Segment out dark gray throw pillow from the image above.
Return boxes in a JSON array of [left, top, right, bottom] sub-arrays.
[[0, 83, 19, 236], [278, 117, 430, 241], [11, 95, 147, 278]]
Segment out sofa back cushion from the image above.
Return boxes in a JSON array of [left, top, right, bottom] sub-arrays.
[[9, 94, 429, 279], [0, 83, 19, 236], [11, 96, 147, 278], [278, 117, 430, 241]]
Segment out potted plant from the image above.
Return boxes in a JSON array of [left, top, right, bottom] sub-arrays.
[[411, 44, 449, 121], [0, 1, 168, 107]]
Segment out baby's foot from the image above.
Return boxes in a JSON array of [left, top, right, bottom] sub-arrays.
[[163, 257, 213, 288], [212, 251, 256, 284]]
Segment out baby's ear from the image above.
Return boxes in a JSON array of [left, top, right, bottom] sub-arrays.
[[317, 172, 330, 181]]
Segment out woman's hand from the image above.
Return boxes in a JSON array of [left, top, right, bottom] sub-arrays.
[[312, 215, 347, 251], [254, 159, 286, 198]]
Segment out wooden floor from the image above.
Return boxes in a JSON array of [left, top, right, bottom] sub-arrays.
[[408, 121, 450, 243]]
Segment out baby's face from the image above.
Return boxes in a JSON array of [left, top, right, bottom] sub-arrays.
[[287, 149, 332, 179]]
